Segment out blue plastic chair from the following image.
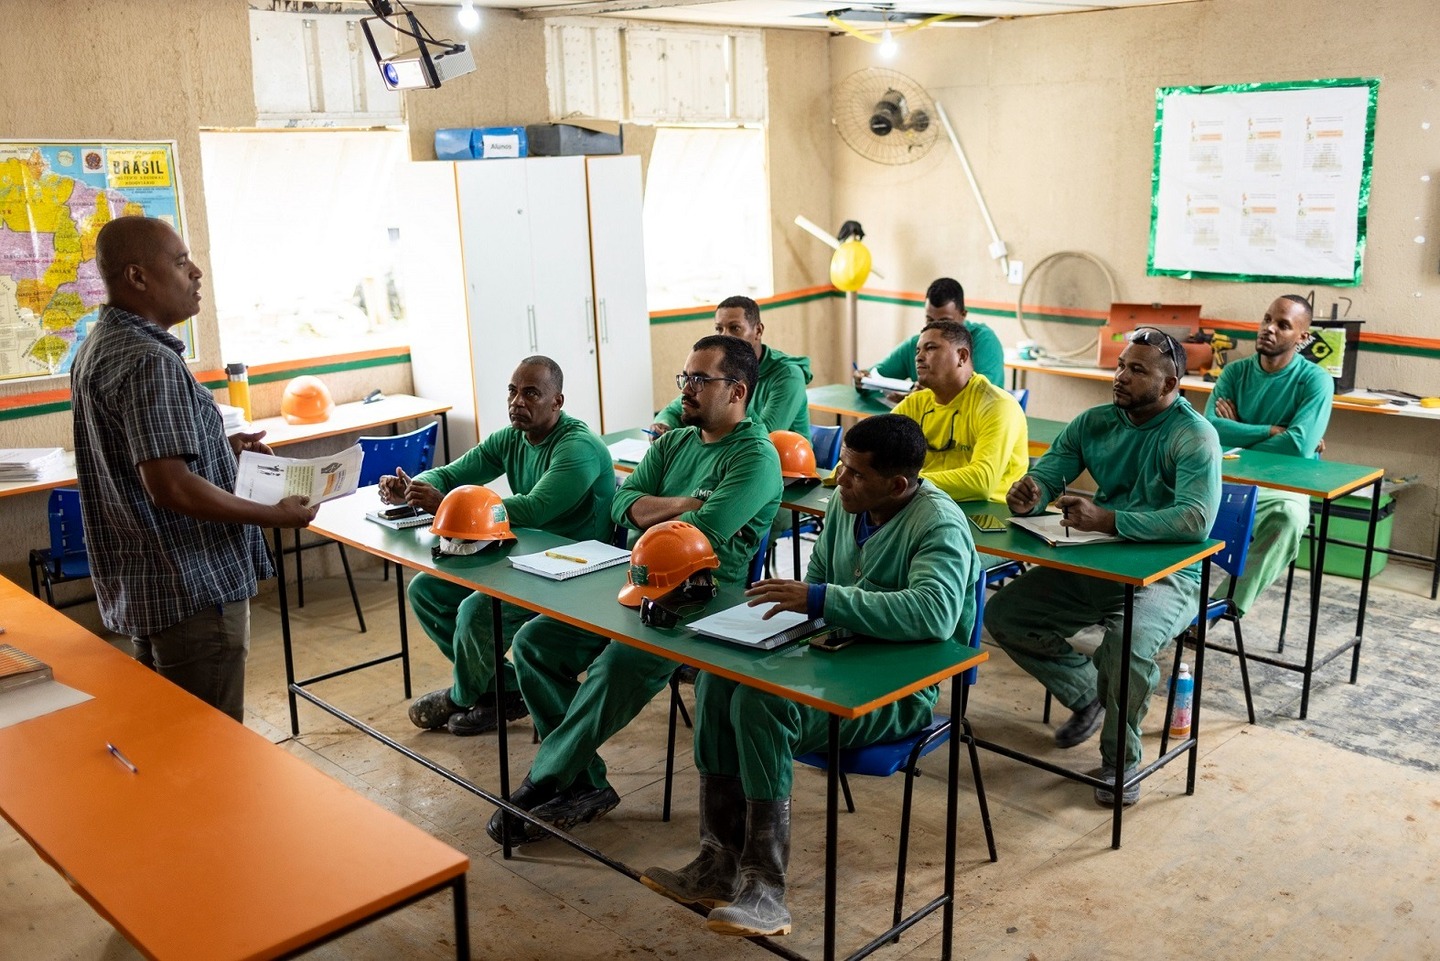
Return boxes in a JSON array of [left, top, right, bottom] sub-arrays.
[[1161, 482, 1260, 744], [291, 422, 439, 632], [1008, 387, 1030, 412], [27, 488, 94, 609], [793, 572, 998, 937], [767, 425, 842, 578]]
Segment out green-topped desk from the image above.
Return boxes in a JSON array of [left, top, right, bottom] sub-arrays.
[[297, 487, 988, 961], [806, 383, 1067, 456], [1216, 449, 1384, 718]]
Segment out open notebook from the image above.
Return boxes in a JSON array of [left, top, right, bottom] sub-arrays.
[[509, 540, 631, 581], [688, 602, 827, 651], [1008, 512, 1123, 548]]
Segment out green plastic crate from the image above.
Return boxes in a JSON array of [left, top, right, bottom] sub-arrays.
[[1294, 493, 1395, 579]]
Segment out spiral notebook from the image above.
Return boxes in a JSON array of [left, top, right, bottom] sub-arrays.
[[508, 540, 632, 581], [688, 603, 827, 650]]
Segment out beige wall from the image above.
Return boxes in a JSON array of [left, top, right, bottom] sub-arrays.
[[829, 0, 1440, 554]]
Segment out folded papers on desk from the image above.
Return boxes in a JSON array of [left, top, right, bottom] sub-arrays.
[[509, 540, 631, 580], [689, 602, 827, 650], [1009, 512, 1124, 547], [607, 438, 650, 464]]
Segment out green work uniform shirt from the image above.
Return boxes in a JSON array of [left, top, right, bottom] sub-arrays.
[[871, 321, 1005, 388], [655, 344, 813, 436], [1205, 353, 1332, 459]]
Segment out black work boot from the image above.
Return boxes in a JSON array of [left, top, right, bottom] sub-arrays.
[[705, 797, 792, 937], [641, 775, 746, 907]]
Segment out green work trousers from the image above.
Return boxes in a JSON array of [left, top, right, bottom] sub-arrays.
[[693, 672, 938, 801], [1212, 488, 1309, 617], [984, 566, 1199, 769], [510, 615, 678, 792], [407, 572, 535, 708]]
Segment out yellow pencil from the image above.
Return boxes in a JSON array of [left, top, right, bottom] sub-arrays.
[[545, 550, 588, 564]]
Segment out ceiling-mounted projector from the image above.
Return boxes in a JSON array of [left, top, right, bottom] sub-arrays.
[[361, 1, 475, 91]]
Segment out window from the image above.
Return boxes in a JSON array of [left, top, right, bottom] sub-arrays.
[[198, 129, 410, 365], [643, 126, 773, 310]]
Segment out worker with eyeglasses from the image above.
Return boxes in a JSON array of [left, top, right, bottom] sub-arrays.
[[890, 319, 1028, 502], [985, 326, 1221, 807], [488, 334, 782, 845]]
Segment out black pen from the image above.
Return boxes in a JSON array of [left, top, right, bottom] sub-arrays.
[[1060, 475, 1070, 538], [106, 742, 138, 774]]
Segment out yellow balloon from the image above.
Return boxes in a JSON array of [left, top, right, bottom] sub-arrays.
[[829, 239, 872, 292]]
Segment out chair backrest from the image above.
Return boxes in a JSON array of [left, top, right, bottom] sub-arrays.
[[1210, 482, 1259, 580], [808, 425, 843, 471], [357, 421, 439, 487], [748, 531, 770, 587], [1008, 387, 1029, 412], [48, 488, 88, 561]]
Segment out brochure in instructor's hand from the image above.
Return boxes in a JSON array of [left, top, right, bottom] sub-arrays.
[[235, 444, 362, 506], [1008, 512, 1124, 548]]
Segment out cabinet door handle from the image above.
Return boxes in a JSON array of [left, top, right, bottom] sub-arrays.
[[526, 305, 538, 352], [599, 298, 610, 344], [584, 297, 594, 345]]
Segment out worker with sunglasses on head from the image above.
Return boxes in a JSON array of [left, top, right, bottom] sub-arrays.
[[488, 334, 782, 845], [891, 319, 1028, 503], [985, 326, 1221, 807], [1203, 294, 1331, 617]]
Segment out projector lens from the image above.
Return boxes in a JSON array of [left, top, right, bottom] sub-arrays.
[[383, 63, 400, 87]]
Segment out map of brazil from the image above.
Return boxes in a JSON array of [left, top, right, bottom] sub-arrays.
[[0, 141, 195, 384]]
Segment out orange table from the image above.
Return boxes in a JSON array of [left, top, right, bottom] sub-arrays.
[[0, 575, 470, 961]]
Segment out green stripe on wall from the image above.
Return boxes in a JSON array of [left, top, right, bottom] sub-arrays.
[[2, 352, 412, 421]]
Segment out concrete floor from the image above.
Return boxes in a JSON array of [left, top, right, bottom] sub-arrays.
[[4, 555, 1439, 960]]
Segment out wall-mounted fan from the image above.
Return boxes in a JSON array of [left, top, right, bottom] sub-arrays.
[[833, 68, 940, 166]]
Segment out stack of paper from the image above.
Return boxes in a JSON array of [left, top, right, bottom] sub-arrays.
[[215, 403, 248, 432], [607, 438, 650, 464], [860, 373, 914, 394], [0, 448, 65, 482], [510, 540, 632, 581], [688, 602, 827, 650]]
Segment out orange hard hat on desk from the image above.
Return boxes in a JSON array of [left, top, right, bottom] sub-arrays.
[[280, 375, 335, 425], [769, 430, 819, 480], [618, 521, 719, 608], [431, 485, 517, 556]]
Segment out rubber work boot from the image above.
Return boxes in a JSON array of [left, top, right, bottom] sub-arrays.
[[408, 689, 465, 730], [705, 797, 792, 937], [1054, 697, 1103, 748], [446, 689, 531, 736], [641, 775, 746, 908]]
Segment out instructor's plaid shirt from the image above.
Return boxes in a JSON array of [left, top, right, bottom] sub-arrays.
[[71, 306, 274, 636]]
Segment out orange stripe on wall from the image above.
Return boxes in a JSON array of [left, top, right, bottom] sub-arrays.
[[0, 388, 70, 411]]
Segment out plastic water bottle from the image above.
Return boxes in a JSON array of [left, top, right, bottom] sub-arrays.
[[1169, 663, 1193, 738]]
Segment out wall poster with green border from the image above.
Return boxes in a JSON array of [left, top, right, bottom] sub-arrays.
[[1147, 78, 1378, 286]]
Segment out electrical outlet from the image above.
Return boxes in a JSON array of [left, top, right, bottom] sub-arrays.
[[1007, 260, 1024, 285]]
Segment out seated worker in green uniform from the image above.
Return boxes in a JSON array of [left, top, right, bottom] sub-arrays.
[[383, 356, 614, 736], [853, 277, 1005, 393], [892, 319, 1029, 503], [487, 335, 782, 843], [1204, 294, 1331, 615], [650, 295, 813, 437], [640, 414, 979, 938], [985, 328, 1220, 806]]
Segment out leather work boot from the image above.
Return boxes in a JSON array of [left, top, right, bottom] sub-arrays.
[[641, 775, 746, 908], [446, 689, 530, 736], [407, 689, 465, 730], [1054, 697, 1103, 748], [704, 797, 792, 937], [486, 776, 620, 845]]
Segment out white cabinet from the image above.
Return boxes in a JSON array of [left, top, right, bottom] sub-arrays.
[[452, 155, 652, 438]]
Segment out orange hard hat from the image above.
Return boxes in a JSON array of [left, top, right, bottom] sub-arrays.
[[769, 430, 818, 480], [280, 375, 335, 425], [431, 485, 517, 555], [618, 520, 720, 608]]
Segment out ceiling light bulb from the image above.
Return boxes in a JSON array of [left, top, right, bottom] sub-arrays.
[[878, 28, 898, 59], [457, 0, 481, 30]]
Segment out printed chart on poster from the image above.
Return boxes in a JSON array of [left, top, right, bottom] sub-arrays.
[[1147, 79, 1378, 286], [0, 141, 194, 384]]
